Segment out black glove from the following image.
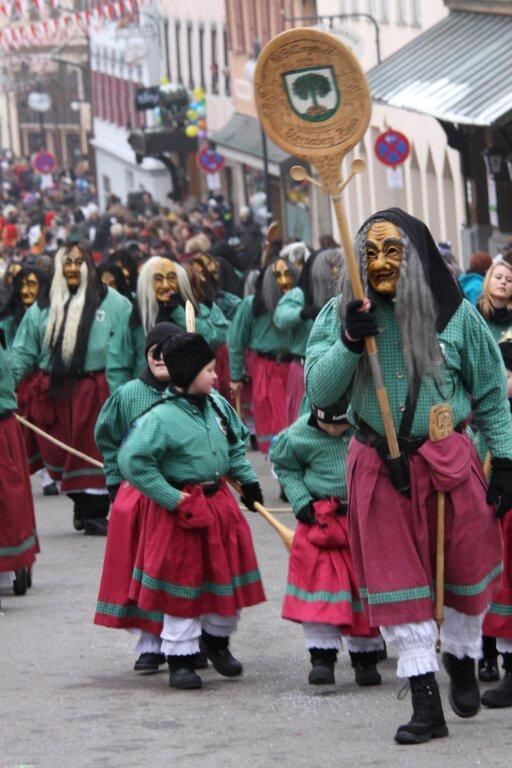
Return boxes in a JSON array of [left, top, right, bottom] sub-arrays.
[[300, 305, 320, 321], [487, 457, 512, 518], [240, 481, 264, 512], [107, 484, 120, 504], [296, 501, 316, 525], [343, 299, 378, 353]]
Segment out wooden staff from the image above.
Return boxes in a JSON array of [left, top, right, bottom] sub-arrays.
[[428, 404, 453, 651], [185, 300, 294, 550], [15, 413, 104, 468], [254, 27, 400, 460]]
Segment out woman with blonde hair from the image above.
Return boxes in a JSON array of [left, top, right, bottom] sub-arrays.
[[477, 259, 512, 343]]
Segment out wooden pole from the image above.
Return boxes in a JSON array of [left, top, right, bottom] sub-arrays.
[[15, 414, 104, 468]]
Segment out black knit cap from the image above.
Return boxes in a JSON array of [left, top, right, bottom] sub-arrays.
[[162, 332, 215, 389], [312, 396, 349, 424], [144, 321, 182, 357]]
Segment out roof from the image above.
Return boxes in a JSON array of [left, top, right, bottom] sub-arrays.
[[211, 112, 290, 164], [368, 10, 512, 127]]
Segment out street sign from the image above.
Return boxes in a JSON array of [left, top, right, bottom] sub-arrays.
[[374, 129, 410, 167], [31, 150, 56, 175], [28, 92, 51, 112], [135, 86, 160, 111], [196, 147, 225, 174]]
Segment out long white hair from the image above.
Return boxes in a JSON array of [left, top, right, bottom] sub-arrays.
[[136, 256, 198, 334], [44, 246, 88, 364]]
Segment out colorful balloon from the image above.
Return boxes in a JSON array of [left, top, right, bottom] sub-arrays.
[[185, 124, 199, 138]]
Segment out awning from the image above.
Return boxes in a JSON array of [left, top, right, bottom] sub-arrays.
[[368, 10, 512, 127], [211, 112, 290, 166]]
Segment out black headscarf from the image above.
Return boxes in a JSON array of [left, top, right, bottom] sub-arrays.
[[358, 208, 463, 332], [139, 321, 182, 390]]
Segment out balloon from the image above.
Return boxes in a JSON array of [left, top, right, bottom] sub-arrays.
[[193, 87, 205, 101], [189, 101, 199, 111], [196, 105, 206, 118], [160, 76, 170, 85], [186, 109, 198, 121], [198, 119, 207, 130], [198, 130, 206, 139], [185, 125, 199, 138]]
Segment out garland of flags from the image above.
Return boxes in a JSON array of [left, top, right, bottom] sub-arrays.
[[0, 0, 149, 52]]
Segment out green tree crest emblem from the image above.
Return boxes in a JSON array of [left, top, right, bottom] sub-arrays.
[[282, 66, 340, 123]]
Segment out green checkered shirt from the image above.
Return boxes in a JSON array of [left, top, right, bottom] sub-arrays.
[[305, 296, 512, 459], [95, 378, 167, 486], [118, 389, 256, 510], [273, 287, 313, 357], [270, 414, 352, 515]]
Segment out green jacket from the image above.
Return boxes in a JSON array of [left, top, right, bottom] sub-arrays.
[[0, 315, 16, 349], [485, 317, 512, 345], [170, 301, 229, 349], [227, 295, 293, 381], [118, 390, 256, 510], [9, 288, 132, 393], [270, 414, 352, 515], [273, 287, 312, 357], [95, 378, 167, 487], [0, 340, 18, 416], [216, 291, 242, 321], [306, 296, 512, 459]]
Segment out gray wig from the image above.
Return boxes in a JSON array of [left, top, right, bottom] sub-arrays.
[[137, 257, 198, 335], [44, 246, 88, 364], [339, 221, 442, 383], [311, 248, 343, 308]]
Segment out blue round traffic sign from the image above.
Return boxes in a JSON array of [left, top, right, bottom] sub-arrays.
[[374, 130, 410, 167], [32, 150, 57, 175], [196, 147, 225, 174]]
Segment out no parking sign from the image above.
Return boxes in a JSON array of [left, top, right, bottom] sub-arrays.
[[374, 130, 410, 167]]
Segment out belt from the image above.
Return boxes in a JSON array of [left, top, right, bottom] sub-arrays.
[[257, 351, 294, 364], [71, 369, 105, 380], [174, 479, 221, 496], [354, 418, 464, 461]]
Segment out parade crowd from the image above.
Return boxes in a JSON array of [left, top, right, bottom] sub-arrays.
[[2, 155, 512, 747]]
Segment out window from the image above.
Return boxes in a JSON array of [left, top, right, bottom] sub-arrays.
[[175, 21, 182, 84], [211, 26, 219, 95], [102, 174, 111, 195], [410, 0, 420, 26], [187, 22, 194, 90], [223, 26, 230, 96], [199, 25, 206, 90], [396, 0, 407, 25]]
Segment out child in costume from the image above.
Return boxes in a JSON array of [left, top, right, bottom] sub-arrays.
[[270, 398, 383, 686], [96, 332, 266, 689]]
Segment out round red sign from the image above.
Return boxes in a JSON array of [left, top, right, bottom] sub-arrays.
[[32, 150, 57, 175], [374, 130, 410, 167], [197, 147, 225, 174]]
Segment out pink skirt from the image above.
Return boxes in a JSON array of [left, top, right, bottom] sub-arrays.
[[282, 498, 376, 636], [347, 431, 502, 627], [285, 360, 305, 426], [483, 512, 512, 640], [0, 414, 39, 572], [251, 354, 290, 452]]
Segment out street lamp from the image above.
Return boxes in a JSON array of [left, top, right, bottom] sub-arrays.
[[245, 40, 272, 222]]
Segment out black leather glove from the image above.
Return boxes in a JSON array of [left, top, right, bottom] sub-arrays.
[[107, 484, 120, 504], [487, 457, 512, 518], [240, 481, 264, 512], [300, 305, 320, 321], [342, 299, 378, 353], [296, 501, 316, 525]]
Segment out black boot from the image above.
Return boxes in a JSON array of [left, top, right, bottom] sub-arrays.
[[308, 648, 337, 685], [167, 655, 202, 689], [194, 651, 209, 670], [482, 653, 512, 708], [199, 631, 243, 677], [134, 652, 166, 673], [478, 635, 500, 682], [442, 652, 480, 718], [70, 493, 109, 536], [349, 650, 382, 686], [395, 673, 449, 745]]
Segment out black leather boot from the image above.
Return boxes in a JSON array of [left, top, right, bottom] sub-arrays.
[[308, 648, 337, 685], [394, 673, 449, 745], [167, 655, 202, 689], [442, 652, 480, 718], [199, 631, 243, 677], [478, 635, 500, 682], [349, 650, 382, 686], [134, 652, 166, 673], [482, 653, 512, 708]]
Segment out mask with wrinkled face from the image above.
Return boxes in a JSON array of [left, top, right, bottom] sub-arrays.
[[62, 247, 85, 288], [20, 272, 40, 306], [152, 257, 178, 302], [365, 221, 404, 295], [272, 259, 293, 293]]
